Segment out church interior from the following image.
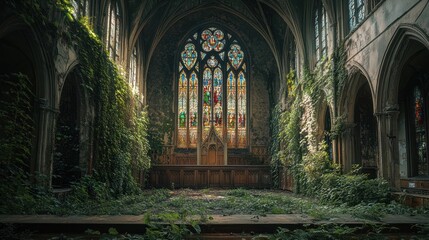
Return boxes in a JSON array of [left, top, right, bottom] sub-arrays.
[[1, 0, 429, 237]]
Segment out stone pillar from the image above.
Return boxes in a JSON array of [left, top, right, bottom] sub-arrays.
[[340, 122, 356, 173], [36, 98, 59, 186], [375, 107, 400, 190]]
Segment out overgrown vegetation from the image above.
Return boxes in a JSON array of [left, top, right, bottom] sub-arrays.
[[0, 73, 41, 214], [269, 46, 393, 207], [0, 0, 151, 212], [2, 189, 429, 239]]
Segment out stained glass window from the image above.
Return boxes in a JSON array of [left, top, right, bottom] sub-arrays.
[[177, 27, 247, 148], [412, 86, 428, 175], [106, 1, 120, 61], [315, 2, 328, 62], [349, 0, 365, 31]]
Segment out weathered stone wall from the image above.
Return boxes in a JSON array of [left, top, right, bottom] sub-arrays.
[[344, 0, 429, 92]]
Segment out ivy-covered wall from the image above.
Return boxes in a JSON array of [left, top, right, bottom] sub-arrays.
[[1, 0, 151, 196]]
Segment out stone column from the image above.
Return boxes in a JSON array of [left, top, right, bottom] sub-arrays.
[[36, 98, 59, 186], [340, 122, 356, 173], [375, 107, 400, 190]]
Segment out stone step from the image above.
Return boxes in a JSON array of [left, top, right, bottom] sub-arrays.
[[1, 214, 429, 236]]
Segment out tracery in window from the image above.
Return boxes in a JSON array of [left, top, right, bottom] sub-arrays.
[[129, 47, 138, 94], [177, 27, 247, 148], [315, 2, 328, 62], [349, 0, 365, 31], [105, 1, 120, 61]]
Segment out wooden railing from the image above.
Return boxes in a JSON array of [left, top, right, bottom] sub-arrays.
[[149, 165, 271, 189]]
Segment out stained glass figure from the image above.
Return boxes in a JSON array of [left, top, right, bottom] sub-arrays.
[[189, 72, 198, 147], [203, 68, 212, 140], [177, 71, 188, 147], [227, 72, 236, 147], [214, 67, 223, 136], [237, 71, 246, 146]]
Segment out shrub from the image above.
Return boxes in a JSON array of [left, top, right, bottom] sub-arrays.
[[318, 173, 390, 206]]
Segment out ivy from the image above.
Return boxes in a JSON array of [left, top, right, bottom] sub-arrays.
[[3, 0, 151, 196], [0, 73, 34, 167]]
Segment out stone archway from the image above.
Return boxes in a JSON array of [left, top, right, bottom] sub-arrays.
[[338, 64, 376, 173], [376, 25, 429, 189]]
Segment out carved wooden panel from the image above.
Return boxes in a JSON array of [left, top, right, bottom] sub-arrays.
[[149, 165, 271, 189]]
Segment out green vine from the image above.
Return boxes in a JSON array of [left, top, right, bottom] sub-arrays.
[[272, 46, 351, 194], [0, 73, 34, 167], [3, 0, 152, 196]]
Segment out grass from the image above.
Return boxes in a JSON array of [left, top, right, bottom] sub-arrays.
[[20, 188, 428, 222]]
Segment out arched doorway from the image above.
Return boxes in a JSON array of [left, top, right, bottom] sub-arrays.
[[0, 28, 38, 173], [53, 70, 81, 188], [397, 42, 429, 179], [354, 82, 378, 178]]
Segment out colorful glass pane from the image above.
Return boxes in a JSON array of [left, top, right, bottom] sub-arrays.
[[413, 86, 427, 175], [181, 43, 197, 70], [201, 29, 225, 52], [214, 30, 224, 40], [177, 71, 188, 147], [219, 52, 225, 60], [242, 63, 246, 72], [179, 62, 183, 71], [207, 56, 218, 68], [193, 32, 198, 40], [214, 67, 223, 137], [227, 72, 236, 147], [201, 52, 207, 60], [201, 29, 211, 40], [237, 71, 246, 147], [189, 72, 198, 147], [203, 68, 212, 140], [227, 33, 232, 39], [228, 44, 244, 69]]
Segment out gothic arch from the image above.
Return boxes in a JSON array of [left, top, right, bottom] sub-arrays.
[[377, 24, 429, 112], [0, 15, 55, 177], [338, 64, 376, 173], [340, 62, 375, 121]]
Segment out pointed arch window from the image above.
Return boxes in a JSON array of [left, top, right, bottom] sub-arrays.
[[315, 2, 328, 62], [349, 0, 365, 31], [407, 83, 429, 176], [129, 46, 138, 94], [105, 1, 121, 61], [177, 27, 247, 149], [71, 0, 89, 18]]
